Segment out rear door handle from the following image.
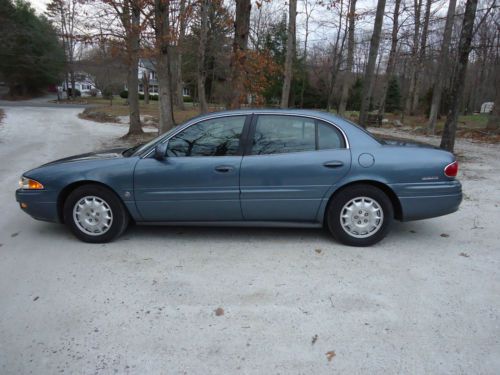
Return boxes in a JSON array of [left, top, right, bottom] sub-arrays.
[[323, 161, 344, 168], [214, 165, 234, 173]]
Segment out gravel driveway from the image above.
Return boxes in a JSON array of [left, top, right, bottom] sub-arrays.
[[0, 106, 499, 374]]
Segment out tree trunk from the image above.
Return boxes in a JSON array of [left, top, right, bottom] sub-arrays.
[[197, 0, 209, 114], [142, 71, 150, 105], [338, 0, 357, 116], [280, 0, 297, 108], [404, 0, 422, 116], [126, 2, 142, 136], [299, 0, 313, 108], [326, 0, 345, 111], [378, 0, 401, 116], [175, 0, 186, 110], [70, 70, 76, 99], [486, 58, 500, 132], [155, 0, 175, 134], [411, 0, 431, 113], [428, 0, 457, 133], [358, 0, 386, 127], [440, 0, 478, 152], [228, 0, 251, 109]]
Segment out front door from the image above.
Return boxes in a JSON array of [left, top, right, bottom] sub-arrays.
[[134, 115, 249, 221], [240, 114, 351, 222]]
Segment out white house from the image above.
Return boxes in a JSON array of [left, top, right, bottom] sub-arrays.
[[60, 72, 100, 97], [136, 59, 190, 97], [480, 102, 494, 114]]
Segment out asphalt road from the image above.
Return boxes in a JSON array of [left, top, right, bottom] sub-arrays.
[[0, 106, 499, 374]]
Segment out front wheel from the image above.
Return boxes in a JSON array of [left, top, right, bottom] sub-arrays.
[[326, 184, 394, 246], [63, 184, 129, 243]]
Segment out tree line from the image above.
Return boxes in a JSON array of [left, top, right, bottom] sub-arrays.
[[0, 0, 498, 152]]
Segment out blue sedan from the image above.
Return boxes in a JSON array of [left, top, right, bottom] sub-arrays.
[[16, 110, 462, 246]]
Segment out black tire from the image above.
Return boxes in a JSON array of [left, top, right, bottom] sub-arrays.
[[63, 184, 129, 243], [326, 184, 394, 247]]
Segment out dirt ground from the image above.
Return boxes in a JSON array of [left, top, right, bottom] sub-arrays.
[[0, 106, 499, 374]]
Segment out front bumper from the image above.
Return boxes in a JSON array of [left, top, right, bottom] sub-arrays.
[[15, 189, 59, 222], [391, 180, 463, 221]]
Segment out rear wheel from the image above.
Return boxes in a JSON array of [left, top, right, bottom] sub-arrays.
[[63, 184, 129, 243], [326, 184, 393, 246]]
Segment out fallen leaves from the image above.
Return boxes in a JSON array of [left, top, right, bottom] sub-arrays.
[[440, 233, 450, 238], [326, 350, 336, 362], [459, 252, 470, 258], [214, 307, 224, 316], [311, 334, 318, 345], [315, 249, 322, 254]]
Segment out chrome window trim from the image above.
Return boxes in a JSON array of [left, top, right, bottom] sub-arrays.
[[141, 111, 350, 158]]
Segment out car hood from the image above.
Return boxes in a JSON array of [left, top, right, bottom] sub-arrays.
[[40, 148, 128, 167]]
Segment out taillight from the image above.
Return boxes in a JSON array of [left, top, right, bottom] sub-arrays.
[[444, 161, 458, 177]]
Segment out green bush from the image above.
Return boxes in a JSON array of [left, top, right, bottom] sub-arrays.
[[183, 96, 193, 103], [119, 90, 128, 99]]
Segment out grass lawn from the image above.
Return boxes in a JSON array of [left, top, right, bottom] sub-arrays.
[[76, 97, 208, 124]]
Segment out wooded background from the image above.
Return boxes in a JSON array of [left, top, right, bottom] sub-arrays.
[[0, 0, 498, 152]]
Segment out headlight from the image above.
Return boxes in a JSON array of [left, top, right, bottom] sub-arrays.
[[19, 177, 44, 190]]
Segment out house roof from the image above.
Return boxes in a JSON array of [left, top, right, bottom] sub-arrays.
[[139, 58, 156, 71]]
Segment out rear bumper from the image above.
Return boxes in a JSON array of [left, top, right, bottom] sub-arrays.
[[15, 189, 59, 223], [391, 180, 463, 221]]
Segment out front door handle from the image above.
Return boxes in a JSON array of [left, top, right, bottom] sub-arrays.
[[214, 165, 234, 173], [323, 160, 344, 168]]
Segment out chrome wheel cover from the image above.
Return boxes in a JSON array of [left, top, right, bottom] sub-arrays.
[[73, 196, 113, 236], [340, 196, 384, 238]]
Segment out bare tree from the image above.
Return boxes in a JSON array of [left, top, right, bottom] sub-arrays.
[[427, 0, 457, 133], [410, 0, 431, 112], [46, 0, 79, 99], [99, 0, 144, 135], [197, 0, 209, 113], [358, 0, 386, 127], [154, 0, 176, 133], [299, 0, 317, 108], [486, 55, 499, 132], [338, 0, 357, 116], [173, 0, 188, 110], [403, 0, 422, 117], [378, 0, 402, 116], [281, 0, 297, 108], [326, 0, 346, 111], [142, 70, 150, 104], [228, 0, 251, 109], [440, 0, 478, 152]]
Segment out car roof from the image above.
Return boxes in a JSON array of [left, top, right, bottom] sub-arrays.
[[202, 108, 340, 121]]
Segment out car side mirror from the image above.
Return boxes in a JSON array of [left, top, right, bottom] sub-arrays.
[[154, 143, 168, 161]]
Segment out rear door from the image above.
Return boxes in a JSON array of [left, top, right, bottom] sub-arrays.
[[240, 114, 351, 222], [134, 115, 249, 221]]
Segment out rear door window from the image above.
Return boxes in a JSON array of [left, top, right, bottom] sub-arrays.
[[251, 115, 345, 155]]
